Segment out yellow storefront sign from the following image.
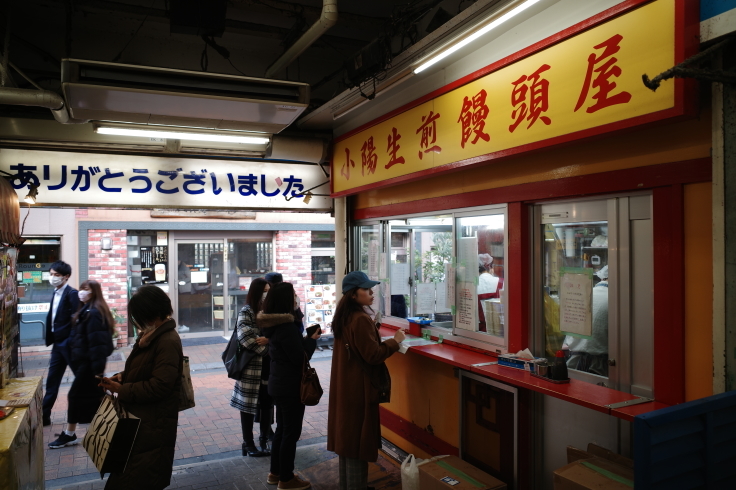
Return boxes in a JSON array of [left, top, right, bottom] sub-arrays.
[[332, 0, 685, 196]]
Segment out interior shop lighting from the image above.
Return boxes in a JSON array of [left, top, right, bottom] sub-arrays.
[[414, 0, 543, 74], [95, 126, 271, 145], [24, 184, 39, 204]]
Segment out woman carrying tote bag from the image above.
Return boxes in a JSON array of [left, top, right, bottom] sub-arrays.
[[327, 271, 405, 490], [229, 277, 273, 457], [98, 285, 183, 490]]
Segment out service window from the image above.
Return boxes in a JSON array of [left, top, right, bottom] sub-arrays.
[[454, 210, 507, 348]]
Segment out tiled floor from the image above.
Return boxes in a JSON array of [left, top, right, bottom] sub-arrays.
[[23, 341, 335, 489]]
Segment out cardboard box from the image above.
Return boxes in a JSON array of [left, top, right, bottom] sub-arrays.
[[418, 455, 507, 490], [553, 445, 634, 490]]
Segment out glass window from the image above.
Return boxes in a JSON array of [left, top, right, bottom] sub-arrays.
[[542, 222, 609, 377], [455, 214, 506, 343], [357, 224, 385, 317]]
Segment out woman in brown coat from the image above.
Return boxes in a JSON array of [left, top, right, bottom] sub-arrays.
[[327, 271, 405, 490], [99, 285, 183, 490]]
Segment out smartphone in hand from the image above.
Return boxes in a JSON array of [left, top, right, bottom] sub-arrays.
[[306, 324, 322, 338]]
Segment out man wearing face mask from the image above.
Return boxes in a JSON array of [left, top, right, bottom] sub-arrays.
[[42, 260, 80, 426]]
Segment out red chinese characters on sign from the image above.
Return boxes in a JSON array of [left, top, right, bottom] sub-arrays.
[[385, 127, 406, 169], [509, 64, 552, 132], [341, 148, 355, 180], [575, 34, 632, 113], [458, 89, 491, 148], [416, 111, 442, 159], [361, 137, 378, 176]]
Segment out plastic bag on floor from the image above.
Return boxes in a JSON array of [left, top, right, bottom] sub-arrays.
[[401, 454, 420, 490]]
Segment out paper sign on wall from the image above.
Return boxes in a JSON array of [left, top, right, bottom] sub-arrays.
[[436, 281, 449, 312], [368, 240, 379, 276], [390, 263, 410, 296], [415, 283, 436, 314], [456, 281, 477, 331], [444, 263, 456, 308], [559, 268, 593, 336]]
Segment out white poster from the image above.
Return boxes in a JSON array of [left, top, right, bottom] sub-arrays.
[[560, 272, 593, 336], [436, 282, 449, 312], [379, 253, 387, 279], [0, 148, 331, 210], [190, 271, 208, 284], [444, 263, 456, 308], [456, 281, 477, 331], [390, 263, 410, 296], [458, 237, 478, 283], [415, 283, 436, 314], [368, 240, 379, 276]]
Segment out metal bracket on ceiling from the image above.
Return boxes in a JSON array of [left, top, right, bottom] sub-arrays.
[[642, 36, 736, 91], [284, 179, 331, 202]]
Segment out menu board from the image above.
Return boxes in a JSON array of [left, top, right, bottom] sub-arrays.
[[456, 282, 477, 331], [305, 284, 337, 335]]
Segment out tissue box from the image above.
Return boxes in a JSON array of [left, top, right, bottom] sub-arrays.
[[498, 354, 544, 372]]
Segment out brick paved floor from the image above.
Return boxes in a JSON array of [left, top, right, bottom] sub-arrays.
[[23, 342, 334, 488]]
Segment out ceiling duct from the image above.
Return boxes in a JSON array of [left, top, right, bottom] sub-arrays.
[[60, 59, 310, 133]]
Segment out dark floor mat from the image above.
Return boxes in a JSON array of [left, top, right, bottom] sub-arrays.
[[180, 336, 228, 347]]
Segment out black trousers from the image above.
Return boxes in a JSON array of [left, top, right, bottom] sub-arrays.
[[270, 396, 306, 482], [240, 384, 273, 442], [68, 363, 104, 424], [42, 341, 74, 420]]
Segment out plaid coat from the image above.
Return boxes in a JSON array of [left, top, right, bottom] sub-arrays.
[[229, 305, 269, 414]]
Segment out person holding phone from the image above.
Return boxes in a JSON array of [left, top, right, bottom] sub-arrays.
[[98, 286, 183, 490], [259, 282, 321, 490], [327, 271, 405, 490], [48, 280, 115, 449]]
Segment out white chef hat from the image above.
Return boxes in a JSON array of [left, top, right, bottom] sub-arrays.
[[595, 265, 609, 280], [478, 253, 493, 270]]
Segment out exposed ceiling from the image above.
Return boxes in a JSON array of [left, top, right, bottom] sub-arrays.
[[0, 0, 485, 135]]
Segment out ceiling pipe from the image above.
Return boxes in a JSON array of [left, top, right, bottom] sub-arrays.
[[0, 86, 88, 124], [265, 0, 338, 79]]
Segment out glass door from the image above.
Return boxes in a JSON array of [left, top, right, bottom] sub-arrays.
[[175, 240, 224, 334]]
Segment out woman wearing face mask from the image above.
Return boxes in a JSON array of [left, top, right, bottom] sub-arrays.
[[327, 271, 405, 490], [259, 282, 321, 490], [48, 280, 115, 449], [229, 277, 273, 457], [98, 285, 183, 490]]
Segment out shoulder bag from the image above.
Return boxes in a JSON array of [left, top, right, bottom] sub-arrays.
[[300, 353, 323, 406], [222, 327, 257, 380]]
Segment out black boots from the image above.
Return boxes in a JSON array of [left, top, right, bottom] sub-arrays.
[[259, 437, 271, 456], [242, 441, 267, 457]]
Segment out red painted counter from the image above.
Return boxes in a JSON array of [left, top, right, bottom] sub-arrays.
[[379, 326, 666, 422]]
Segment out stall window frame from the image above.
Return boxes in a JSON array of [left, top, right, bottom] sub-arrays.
[[354, 203, 510, 352]]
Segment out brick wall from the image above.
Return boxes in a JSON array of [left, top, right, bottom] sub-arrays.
[[87, 230, 129, 347], [274, 230, 312, 306]]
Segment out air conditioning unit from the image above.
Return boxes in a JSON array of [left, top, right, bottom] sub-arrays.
[[60, 59, 310, 134]]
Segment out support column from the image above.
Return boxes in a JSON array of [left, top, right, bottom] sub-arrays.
[[334, 196, 347, 304], [722, 47, 736, 392]]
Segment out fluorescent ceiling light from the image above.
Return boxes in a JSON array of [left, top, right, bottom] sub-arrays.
[[414, 0, 543, 74], [96, 126, 271, 145]]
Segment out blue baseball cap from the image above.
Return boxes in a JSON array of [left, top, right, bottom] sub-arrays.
[[342, 271, 380, 293], [264, 272, 283, 284]]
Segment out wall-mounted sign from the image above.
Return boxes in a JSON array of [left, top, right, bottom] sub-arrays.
[[701, 0, 736, 42], [0, 149, 331, 210], [331, 0, 692, 197]]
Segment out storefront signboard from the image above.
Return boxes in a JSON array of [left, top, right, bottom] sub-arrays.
[[0, 149, 331, 211], [701, 0, 736, 42], [17, 303, 50, 314], [331, 0, 694, 197]]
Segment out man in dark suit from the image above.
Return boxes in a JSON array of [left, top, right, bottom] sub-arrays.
[[42, 260, 80, 426]]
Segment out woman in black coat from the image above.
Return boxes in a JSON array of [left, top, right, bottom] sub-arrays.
[[49, 279, 115, 449], [258, 282, 321, 490]]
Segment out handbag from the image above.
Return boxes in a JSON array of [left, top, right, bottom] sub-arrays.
[[346, 343, 392, 403], [222, 327, 257, 380], [300, 353, 323, 406], [82, 394, 141, 477], [178, 356, 195, 411]]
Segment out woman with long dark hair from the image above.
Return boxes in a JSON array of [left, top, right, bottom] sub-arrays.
[[230, 277, 273, 457], [48, 279, 114, 449], [259, 282, 321, 490], [99, 285, 183, 490], [327, 271, 405, 490]]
